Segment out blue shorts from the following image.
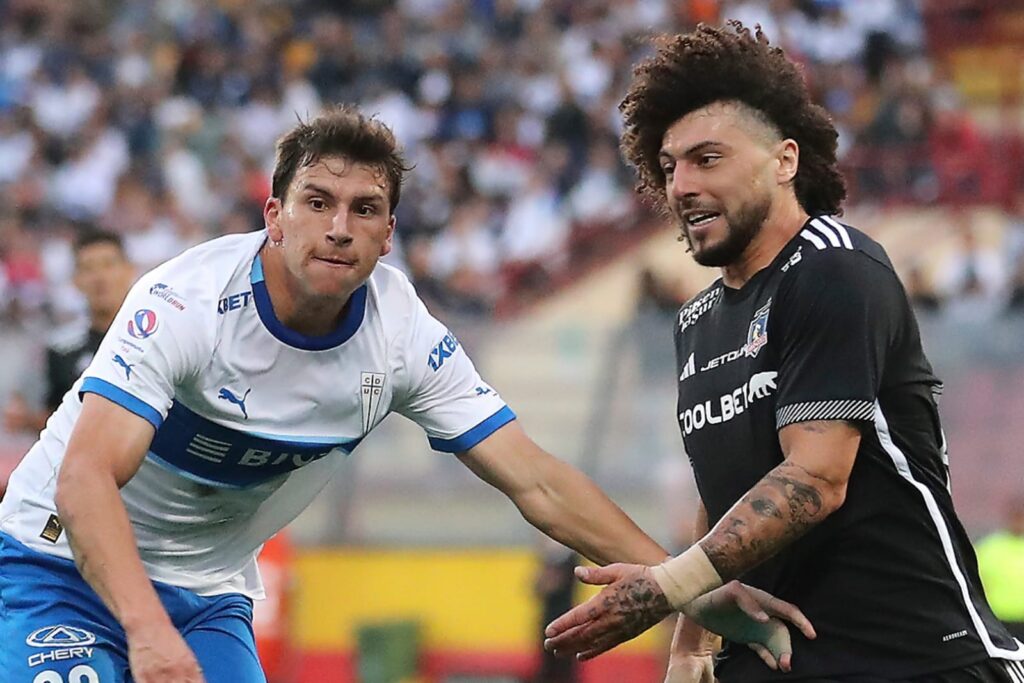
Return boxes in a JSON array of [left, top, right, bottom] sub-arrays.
[[0, 532, 266, 683]]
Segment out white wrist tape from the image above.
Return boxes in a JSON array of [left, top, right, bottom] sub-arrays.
[[650, 544, 723, 611]]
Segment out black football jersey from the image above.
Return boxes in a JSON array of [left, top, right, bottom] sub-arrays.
[[45, 326, 104, 411], [674, 216, 1022, 680]]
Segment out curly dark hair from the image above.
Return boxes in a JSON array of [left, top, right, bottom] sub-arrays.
[[272, 105, 412, 211], [620, 22, 846, 216]]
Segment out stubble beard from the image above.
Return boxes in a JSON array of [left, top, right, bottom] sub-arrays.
[[681, 194, 773, 268]]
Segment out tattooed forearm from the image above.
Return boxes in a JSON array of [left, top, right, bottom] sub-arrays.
[[699, 461, 838, 580]]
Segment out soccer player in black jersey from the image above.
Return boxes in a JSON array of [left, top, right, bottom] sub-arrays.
[[544, 23, 1024, 683], [3, 229, 134, 436]]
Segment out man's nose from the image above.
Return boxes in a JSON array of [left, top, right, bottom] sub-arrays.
[[327, 209, 353, 244], [669, 166, 700, 201]]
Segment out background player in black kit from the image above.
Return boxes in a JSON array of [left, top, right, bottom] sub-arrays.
[[3, 229, 134, 436], [544, 23, 1024, 683]]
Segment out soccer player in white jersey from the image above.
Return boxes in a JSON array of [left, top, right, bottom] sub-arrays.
[[0, 106, 811, 683]]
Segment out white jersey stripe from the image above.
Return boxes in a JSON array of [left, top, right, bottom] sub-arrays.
[[1004, 660, 1024, 682], [810, 219, 843, 248], [874, 402, 1024, 660], [799, 229, 828, 250], [821, 216, 855, 249]]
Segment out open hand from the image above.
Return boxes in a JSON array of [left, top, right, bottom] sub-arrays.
[[682, 581, 816, 673], [543, 563, 672, 660]]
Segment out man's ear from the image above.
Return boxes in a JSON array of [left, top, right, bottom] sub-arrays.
[[380, 215, 397, 257], [264, 196, 284, 243], [776, 139, 800, 186]]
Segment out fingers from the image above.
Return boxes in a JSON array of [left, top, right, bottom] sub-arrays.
[[545, 622, 589, 655], [762, 618, 793, 664], [724, 581, 769, 623], [764, 596, 816, 640], [745, 585, 816, 640], [574, 563, 624, 586], [748, 643, 778, 672], [545, 593, 602, 639], [779, 651, 793, 673]]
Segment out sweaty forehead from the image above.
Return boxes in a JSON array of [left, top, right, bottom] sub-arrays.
[[661, 101, 780, 153], [292, 157, 388, 196]]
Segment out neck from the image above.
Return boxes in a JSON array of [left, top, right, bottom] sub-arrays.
[[260, 244, 352, 337], [721, 198, 810, 289]]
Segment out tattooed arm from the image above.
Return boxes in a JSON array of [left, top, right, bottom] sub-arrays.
[[544, 420, 851, 661], [699, 420, 860, 580]]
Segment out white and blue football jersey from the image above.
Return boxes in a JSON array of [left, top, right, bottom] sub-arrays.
[[0, 231, 513, 598]]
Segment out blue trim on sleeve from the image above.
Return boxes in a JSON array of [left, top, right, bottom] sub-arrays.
[[250, 254, 367, 351], [80, 377, 164, 429], [427, 406, 517, 453]]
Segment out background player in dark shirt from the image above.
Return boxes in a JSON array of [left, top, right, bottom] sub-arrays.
[[3, 229, 134, 434], [544, 23, 1024, 683]]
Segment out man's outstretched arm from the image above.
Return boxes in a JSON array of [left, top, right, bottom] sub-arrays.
[[459, 420, 817, 668], [457, 420, 668, 566]]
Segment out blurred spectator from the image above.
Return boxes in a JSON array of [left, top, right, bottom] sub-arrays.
[[1006, 258, 1024, 314], [567, 137, 632, 227], [430, 193, 501, 316], [533, 537, 579, 683], [939, 211, 1007, 309], [2, 229, 134, 435], [500, 166, 571, 275], [975, 496, 1024, 641], [0, 0, 1016, 330], [905, 264, 942, 313]]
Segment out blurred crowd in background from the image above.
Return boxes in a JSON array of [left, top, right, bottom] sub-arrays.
[[0, 0, 1021, 331]]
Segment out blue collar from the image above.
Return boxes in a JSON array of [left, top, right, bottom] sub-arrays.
[[249, 253, 367, 351]]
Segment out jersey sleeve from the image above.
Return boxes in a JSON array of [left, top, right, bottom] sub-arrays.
[[771, 249, 903, 429], [78, 276, 212, 430], [392, 294, 515, 453]]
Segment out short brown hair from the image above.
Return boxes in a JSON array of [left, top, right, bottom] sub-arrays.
[[620, 22, 846, 216], [272, 106, 412, 211]]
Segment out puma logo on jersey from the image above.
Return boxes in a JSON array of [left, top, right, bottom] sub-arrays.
[[679, 371, 778, 435], [218, 387, 251, 419], [113, 354, 135, 380]]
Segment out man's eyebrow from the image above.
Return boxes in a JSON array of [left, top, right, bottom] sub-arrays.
[[297, 182, 336, 198], [352, 191, 386, 203], [660, 140, 727, 159]]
